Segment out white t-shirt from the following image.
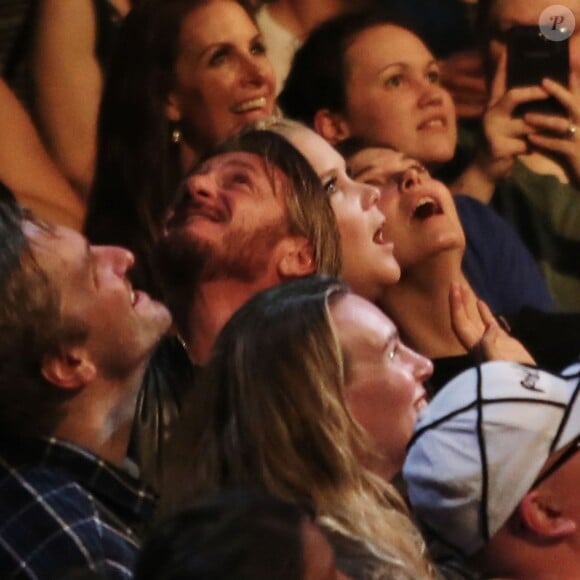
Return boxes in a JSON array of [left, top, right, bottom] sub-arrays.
[[256, 4, 302, 94]]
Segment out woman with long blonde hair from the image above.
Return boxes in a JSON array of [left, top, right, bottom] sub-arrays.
[[164, 275, 434, 579]]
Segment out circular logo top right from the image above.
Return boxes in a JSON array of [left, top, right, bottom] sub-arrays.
[[540, 5, 576, 41]]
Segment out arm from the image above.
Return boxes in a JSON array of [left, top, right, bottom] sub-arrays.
[[32, 0, 102, 199], [0, 79, 85, 229]]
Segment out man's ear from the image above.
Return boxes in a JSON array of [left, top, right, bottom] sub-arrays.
[[277, 237, 316, 279], [518, 490, 577, 539], [313, 109, 352, 144], [41, 346, 97, 390]]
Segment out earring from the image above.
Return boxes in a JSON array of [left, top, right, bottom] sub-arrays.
[[171, 127, 182, 144]]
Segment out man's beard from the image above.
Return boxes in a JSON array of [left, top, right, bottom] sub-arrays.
[[156, 217, 288, 295]]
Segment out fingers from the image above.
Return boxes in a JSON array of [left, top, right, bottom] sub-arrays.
[[524, 111, 571, 134], [494, 86, 550, 116], [476, 299, 496, 327], [526, 130, 576, 157], [449, 283, 485, 350], [541, 77, 580, 116], [479, 325, 537, 365], [525, 132, 580, 181], [484, 87, 547, 161], [489, 49, 508, 105], [569, 71, 580, 96]]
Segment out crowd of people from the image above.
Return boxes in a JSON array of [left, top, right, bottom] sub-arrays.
[[0, 0, 579, 578]]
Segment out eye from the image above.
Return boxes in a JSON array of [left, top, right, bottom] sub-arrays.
[[323, 176, 338, 194], [227, 171, 252, 187], [250, 39, 267, 56], [384, 74, 403, 88], [209, 47, 229, 67], [411, 162, 428, 174], [387, 343, 398, 361], [426, 69, 441, 84]]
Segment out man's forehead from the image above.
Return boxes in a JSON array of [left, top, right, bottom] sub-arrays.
[[184, 150, 288, 202], [192, 151, 270, 177], [23, 220, 86, 272]]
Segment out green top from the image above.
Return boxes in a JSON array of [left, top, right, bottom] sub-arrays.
[[491, 159, 580, 311]]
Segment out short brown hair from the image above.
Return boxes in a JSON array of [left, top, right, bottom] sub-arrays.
[[0, 191, 88, 436]]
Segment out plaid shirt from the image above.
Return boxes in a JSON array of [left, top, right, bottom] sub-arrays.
[[0, 435, 156, 579]]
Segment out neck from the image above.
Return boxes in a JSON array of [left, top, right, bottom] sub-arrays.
[[268, 0, 369, 38], [53, 368, 146, 467], [176, 276, 280, 366], [379, 252, 475, 359]]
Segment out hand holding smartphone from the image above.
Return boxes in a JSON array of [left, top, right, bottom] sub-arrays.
[[506, 26, 569, 117]]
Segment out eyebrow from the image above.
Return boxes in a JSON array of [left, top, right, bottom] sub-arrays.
[[220, 158, 260, 175], [349, 150, 406, 179], [198, 32, 264, 60], [381, 329, 398, 352], [190, 157, 260, 178], [198, 41, 230, 61], [379, 59, 438, 75]]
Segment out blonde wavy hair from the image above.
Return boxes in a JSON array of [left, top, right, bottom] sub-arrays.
[[163, 276, 432, 578]]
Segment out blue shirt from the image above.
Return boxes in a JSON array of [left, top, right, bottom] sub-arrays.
[[0, 435, 156, 579], [457, 195, 555, 314]]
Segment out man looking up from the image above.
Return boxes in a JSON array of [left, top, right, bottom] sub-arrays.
[[133, 130, 340, 491], [157, 128, 341, 366], [0, 185, 171, 578]]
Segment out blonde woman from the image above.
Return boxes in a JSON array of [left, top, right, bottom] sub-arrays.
[[164, 275, 434, 579], [259, 119, 573, 391]]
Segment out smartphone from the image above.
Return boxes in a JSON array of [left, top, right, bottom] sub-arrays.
[[506, 25, 569, 117]]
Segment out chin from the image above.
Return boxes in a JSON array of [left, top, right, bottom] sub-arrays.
[[384, 262, 402, 285], [419, 142, 456, 166]]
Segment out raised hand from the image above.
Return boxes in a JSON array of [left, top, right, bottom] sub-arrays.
[[524, 73, 580, 184], [449, 282, 536, 364], [479, 51, 549, 180]]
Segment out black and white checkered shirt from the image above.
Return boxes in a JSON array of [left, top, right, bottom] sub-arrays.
[[0, 434, 156, 578]]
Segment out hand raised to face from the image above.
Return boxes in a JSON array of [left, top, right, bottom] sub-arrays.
[[449, 282, 535, 365]]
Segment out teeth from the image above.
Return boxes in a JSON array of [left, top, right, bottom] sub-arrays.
[[232, 97, 267, 113], [422, 119, 444, 129], [130, 290, 136, 306], [416, 197, 435, 208]]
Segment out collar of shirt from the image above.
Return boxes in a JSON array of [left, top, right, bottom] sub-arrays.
[[0, 434, 157, 530]]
